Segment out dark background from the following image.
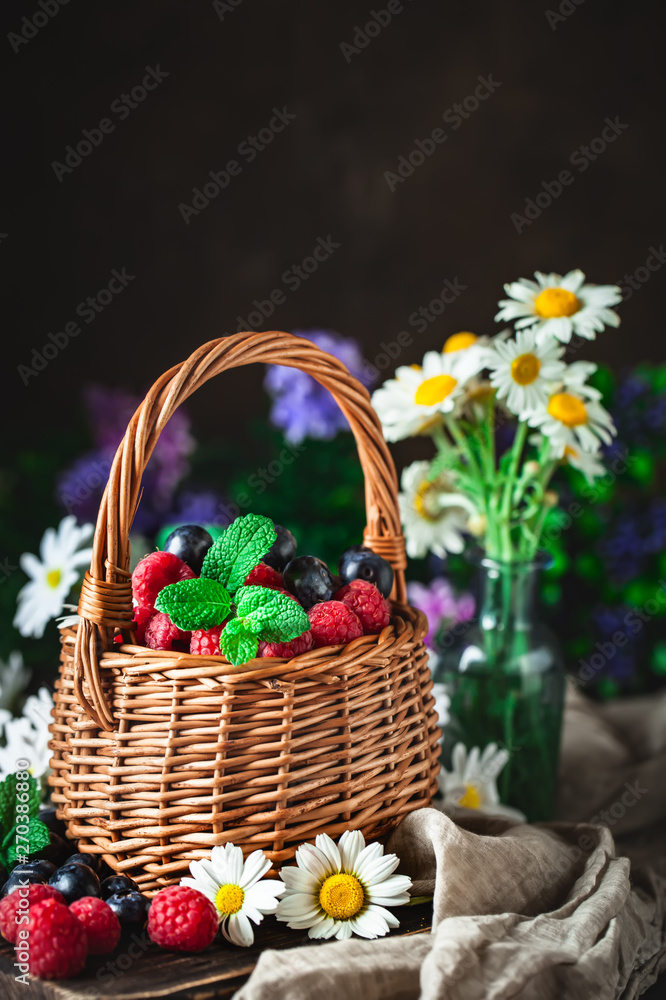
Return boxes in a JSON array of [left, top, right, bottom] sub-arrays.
[[3, 0, 666, 452]]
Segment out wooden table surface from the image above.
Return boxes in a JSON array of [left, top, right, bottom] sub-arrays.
[[0, 903, 432, 1000]]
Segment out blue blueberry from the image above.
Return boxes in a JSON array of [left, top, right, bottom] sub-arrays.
[[48, 862, 101, 903], [101, 875, 140, 899], [106, 891, 151, 930], [338, 546, 394, 597], [263, 525, 297, 571], [64, 852, 102, 874], [164, 525, 214, 575], [283, 555, 335, 608]]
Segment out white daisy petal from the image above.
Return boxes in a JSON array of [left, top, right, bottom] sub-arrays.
[[279, 866, 318, 893], [239, 849, 271, 889], [226, 911, 255, 947], [338, 830, 365, 872], [315, 833, 342, 873], [308, 917, 337, 940], [295, 843, 329, 881]]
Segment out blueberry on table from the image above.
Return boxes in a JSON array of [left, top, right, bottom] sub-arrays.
[[64, 852, 102, 873], [263, 524, 297, 571], [2, 862, 56, 897], [48, 862, 101, 903], [338, 545, 394, 598], [283, 555, 335, 608], [164, 525, 214, 575], [105, 890, 151, 929], [101, 875, 140, 899]]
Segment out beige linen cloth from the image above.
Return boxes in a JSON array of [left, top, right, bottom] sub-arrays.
[[237, 686, 666, 1000]]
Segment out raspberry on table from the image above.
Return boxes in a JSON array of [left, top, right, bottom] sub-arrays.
[[258, 630, 314, 658], [144, 612, 191, 651], [132, 603, 153, 644], [131, 551, 195, 616], [69, 896, 121, 954], [244, 562, 284, 590], [190, 623, 225, 656], [0, 884, 65, 944], [25, 898, 88, 979], [147, 885, 218, 952], [334, 580, 391, 634], [307, 601, 363, 648]]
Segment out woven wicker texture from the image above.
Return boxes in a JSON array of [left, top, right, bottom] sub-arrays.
[[49, 332, 440, 892]]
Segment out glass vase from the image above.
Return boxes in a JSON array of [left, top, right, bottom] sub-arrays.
[[436, 555, 565, 822]]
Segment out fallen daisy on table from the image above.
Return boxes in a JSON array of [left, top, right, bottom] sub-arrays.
[[276, 830, 412, 941], [180, 843, 284, 947], [438, 742, 526, 822]]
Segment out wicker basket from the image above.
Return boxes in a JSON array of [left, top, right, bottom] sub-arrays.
[[49, 331, 440, 893]]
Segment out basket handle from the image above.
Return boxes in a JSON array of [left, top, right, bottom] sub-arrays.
[[74, 331, 407, 730]]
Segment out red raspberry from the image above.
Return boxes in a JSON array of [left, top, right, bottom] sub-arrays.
[[132, 603, 153, 643], [190, 623, 225, 656], [0, 884, 65, 944], [245, 562, 284, 590], [307, 601, 363, 648], [132, 551, 195, 616], [259, 630, 314, 658], [334, 580, 391, 634], [147, 885, 218, 952], [69, 897, 121, 955], [25, 898, 88, 979], [144, 611, 191, 651]]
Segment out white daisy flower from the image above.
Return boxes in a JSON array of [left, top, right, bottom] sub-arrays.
[[276, 830, 412, 941], [0, 687, 54, 781], [13, 517, 94, 639], [181, 843, 284, 947], [485, 328, 566, 418], [398, 460, 477, 558], [372, 349, 483, 443], [0, 651, 31, 712], [438, 742, 525, 821], [495, 269, 622, 345], [528, 388, 615, 458], [562, 443, 607, 484]]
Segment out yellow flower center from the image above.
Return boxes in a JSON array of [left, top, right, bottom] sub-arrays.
[[414, 374, 458, 406], [534, 287, 581, 318], [547, 392, 588, 427], [458, 784, 482, 809], [46, 569, 62, 589], [510, 352, 541, 386], [414, 480, 439, 521], [443, 332, 477, 353], [319, 873, 365, 920], [215, 883, 244, 915]]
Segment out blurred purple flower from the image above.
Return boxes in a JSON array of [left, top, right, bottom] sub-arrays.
[[407, 577, 475, 648], [264, 330, 372, 445], [58, 384, 195, 534], [164, 490, 228, 529]]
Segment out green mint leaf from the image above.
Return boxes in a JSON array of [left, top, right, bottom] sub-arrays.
[[235, 586, 310, 643], [221, 622, 259, 666], [3, 818, 51, 867], [155, 578, 231, 631], [201, 514, 276, 592]]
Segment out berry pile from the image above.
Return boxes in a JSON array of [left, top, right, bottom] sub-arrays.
[[128, 518, 394, 661], [0, 826, 225, 978]]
